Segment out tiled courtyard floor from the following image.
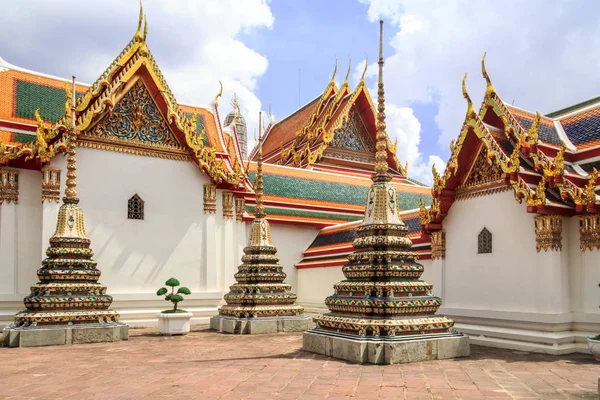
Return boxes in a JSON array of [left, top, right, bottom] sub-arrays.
[[1, 326, 599, 400]]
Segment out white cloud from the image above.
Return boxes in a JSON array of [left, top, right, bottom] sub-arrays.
[[0, 0, 274, 151], [359, 0, 600, 180]]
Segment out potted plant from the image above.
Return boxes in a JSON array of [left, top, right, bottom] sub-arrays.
[[156, 278, 192, 336], [588, 334, 600, 361]]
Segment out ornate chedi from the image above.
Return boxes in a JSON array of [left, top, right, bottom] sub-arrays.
[[303, 21, 469, 364], [4, 80, 127, 347], [210, 112, 309, 334]]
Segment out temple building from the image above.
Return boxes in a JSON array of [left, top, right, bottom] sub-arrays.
[[417, 55, 600, 354], [0, 6, 431, 332]]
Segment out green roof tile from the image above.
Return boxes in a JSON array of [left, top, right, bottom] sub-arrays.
[[249, 172, 432, 210], [12, 132, 35, 144], [245, 205, 359, 222], [15, 80, 82, 122]]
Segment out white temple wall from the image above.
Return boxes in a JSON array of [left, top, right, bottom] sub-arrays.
[[269, 224, 320, 294], [419, 258, 437, 296], [0, 169, 43, 326], [441, 190, 599, 354], [442, 190, 539, 313], [0, 148, 249, 328], [297, 266, 345, 313]]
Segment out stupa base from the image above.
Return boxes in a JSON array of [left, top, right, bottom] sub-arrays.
[[210, 315, 311, 335], [2, 322, 129, 348], [303, 329, 470, 364]]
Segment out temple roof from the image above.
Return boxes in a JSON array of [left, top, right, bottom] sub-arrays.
[[296, 209, 432, 269], [420, 55, 600, 232], [252, 62, 406, 177], [0, 5, 248, 190], [241, 161, 431, 227]]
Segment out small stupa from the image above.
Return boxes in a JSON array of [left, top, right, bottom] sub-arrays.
[[210, 112, 310, 334], [3, 79, 128, 347], [302, 21, 469, 364]]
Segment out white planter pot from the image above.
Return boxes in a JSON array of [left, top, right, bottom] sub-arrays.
[[587, 338, 600, 361], [157, 312, 193, 336]]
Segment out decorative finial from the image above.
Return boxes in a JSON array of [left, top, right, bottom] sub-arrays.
[[231, 94, 241, 126], [269, 104, 275, 123], [143, 14, 148, 41], [214, 80, 223, 107], [462, 73, 476, 118], [360, 54, 368, 84], [330, 57, 338, 86], [254, 111, 266, 219], [135, 0, 144, 42], [527, 112, 541, 145], [584, 168, 599, 204], [64, 76, 78, 204], [373, 20, 391, 182], [481, 52, 495, 97], [343, 58, 351, 87]]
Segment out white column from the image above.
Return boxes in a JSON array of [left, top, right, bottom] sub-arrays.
[[0, 169, 19, 294]]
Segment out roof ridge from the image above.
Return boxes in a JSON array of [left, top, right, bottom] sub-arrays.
[[546, 95, 600, 118]]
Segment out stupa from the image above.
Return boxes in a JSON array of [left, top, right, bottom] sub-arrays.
[[2, 79, 128, 347], [302, 21, 469, 364], [210, 112, 310, 334]]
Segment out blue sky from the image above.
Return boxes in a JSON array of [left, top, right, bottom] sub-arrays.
[[1, 0, 599, 184]]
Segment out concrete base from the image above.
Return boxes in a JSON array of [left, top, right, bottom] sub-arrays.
[[2, 323, 129, 348], [210, 315, 312, 334], [302, 330, 470, 364]]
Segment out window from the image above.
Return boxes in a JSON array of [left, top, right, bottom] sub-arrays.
[[478, 227, 492, 254], [128, 194, 144, 220]]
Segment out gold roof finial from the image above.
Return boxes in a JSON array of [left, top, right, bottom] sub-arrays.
[[329, 57, 338, 87], [584, 168, 598, 204], [254, 111, 266, 218], [343, 57, 351, 87], [462, 73, 476, 118], [481, 52, 495, 96], [269, 104, 275, 123], [527, 112, 541, 145], [373, 20, 391, 183], [360, 54, 368, 85], [231, 93, 241, 126], [143, 14, 148, 41], [214, 80, 223, 107], [135, 0, 144, 42], [64, 76, 78, 204]]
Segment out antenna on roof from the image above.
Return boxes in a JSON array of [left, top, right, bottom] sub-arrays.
[[512, 99, 515, 105]]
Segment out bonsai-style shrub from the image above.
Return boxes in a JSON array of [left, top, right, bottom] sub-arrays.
[[157, 278, 191, 313]]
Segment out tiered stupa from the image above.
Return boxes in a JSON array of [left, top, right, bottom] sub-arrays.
[[210, 113, 310, 334], [3, 80, 127, 347], [302, 21, 469, 364]]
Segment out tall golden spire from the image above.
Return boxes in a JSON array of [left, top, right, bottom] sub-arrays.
[[64, 76, 78, 204], [373, 20, 391, 183], [254, 111, 265, 218], [135, 0, 144, 42]]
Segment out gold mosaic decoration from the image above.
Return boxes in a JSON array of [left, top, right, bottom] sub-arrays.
[[579, 214, 600, 252], [235, 197, 245, 222], [534, 215, 562, 252], [222, 191, 234, 219], [0, 169, 19, 204], [310, 21, 457, 340], [218, 112, 304, 318], [431, 230, 446, 260], [203, 184, 217, 214], [41, 167, 61, 203]]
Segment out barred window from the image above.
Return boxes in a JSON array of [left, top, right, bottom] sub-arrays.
[[128, 194, 144, 220], [478, 227, 492, 254]]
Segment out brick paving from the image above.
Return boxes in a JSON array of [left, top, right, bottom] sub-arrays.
[[1, 326, 599, 400]]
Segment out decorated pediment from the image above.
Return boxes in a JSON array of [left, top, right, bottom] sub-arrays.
[[461, 146, 503, 189], [330, 107, 375, 153], [81, 80, 189, 159]]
